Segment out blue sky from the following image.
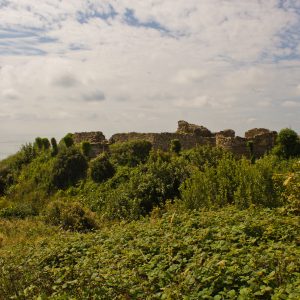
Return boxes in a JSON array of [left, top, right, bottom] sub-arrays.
[[0, 0, 300, 157]]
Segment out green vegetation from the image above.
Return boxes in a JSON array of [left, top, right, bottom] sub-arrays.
[[0, 129, 299, 299], [273, 128, 300, 158], [170, 139, 182, 154]]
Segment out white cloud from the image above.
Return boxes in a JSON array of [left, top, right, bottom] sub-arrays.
[[281, 100, 300, 107], [0, 0, 300, 156]]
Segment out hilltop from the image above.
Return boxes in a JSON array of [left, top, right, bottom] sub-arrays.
[[0, 123, 299, 299]]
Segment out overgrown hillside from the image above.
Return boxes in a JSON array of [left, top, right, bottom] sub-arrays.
[[0, 129, 299, 299], [1, 206, 299, 299]]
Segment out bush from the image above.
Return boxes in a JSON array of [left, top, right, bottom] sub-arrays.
[[50, 138, 58, 156], [51, 147, 88, 189], [0, 205, 35, 219], [81, 141, 91, 157], [44, 200, 98, 231], [42, 138, 50, 150], [170, 139, 181, 154], [110, 140, 152, 167], [180, 155, 282, 210], [34, 137, 43, 151], [277, 161, 300, 215], [126, 157, 189, 214], [273, 128, 300, 158], [62, 133, 74, 148], [183, 145, 233, 171], [89, 154, 115, 183]]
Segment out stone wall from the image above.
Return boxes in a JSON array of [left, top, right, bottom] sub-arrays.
[[216, 135, 250, 158], [152, 133, 215, 151], [73, 121, 279, 159], [109, 132, 156, 144], [73, 131, 106, 144], [177, 120, 213, 137], [249, 132, 277, 158], [245, 128, 272, 139], [109, 131, 215, 151]]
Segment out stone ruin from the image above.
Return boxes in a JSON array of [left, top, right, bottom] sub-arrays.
[[73, 120, 278, 159]]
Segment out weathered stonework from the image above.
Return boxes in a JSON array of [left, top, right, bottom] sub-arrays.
[[73, 132, 108, 158], [73, 121, 278, 158], [216, 135, 250, 158], [177, 120, 213, 137], [73, 131, 106, 144]]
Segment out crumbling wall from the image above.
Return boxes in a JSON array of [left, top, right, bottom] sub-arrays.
[[73, 131, 106, 144], [109, 131, 215, 151], [72, 121, 278, 159], [177, 120, 213, 137], [216, 129, 235, 138], [216, 135, 250, 158], [245, 128, 271, 139], [109, 133, 156, 144], [152, 133, 215, 151], [250, 132, 277, 158]]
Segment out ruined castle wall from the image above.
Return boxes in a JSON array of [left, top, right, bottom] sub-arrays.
[[250, 132, 277, 158], [152, 133, 215, 151], [216, 129, 235, 138], [109, 132, 216, 151], [72, 121, 279, 159], [245, 128, 272, 139], [216, 136, 250, 158], [109, 133, 156, 144], [73, 131, 106, 144]]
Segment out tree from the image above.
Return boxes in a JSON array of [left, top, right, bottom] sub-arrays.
[[42, 138, 50, 150], [34, 137, 43, 151], [51, 138, 58, 156], [170, 139, 182, 154], [110, 140, 152, 167], [62, 133, 74, 148], [89, 153, 115, 183], [51, 147, 87, 189], [273, 128, 300, 158], [82, 141, 92, 157]]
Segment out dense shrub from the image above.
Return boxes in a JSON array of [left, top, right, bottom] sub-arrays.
[[12, 143, 36, 170], [273, 128, 300, 158], [183, 145, 233, 171], [34, 137, 43, 151], [170, 139, 181, 154], [61, 133, 74, 148], [276, 160, 300, 215], [50, 137, 58, 156], [89, 153, 115, 183], [0, 205, 35, 219], [44, 200, 98, 231], [180, 155, 237, 209], [110, 140, 152, 167], [1, 207, 299, 299], [51, 147, 88, 189], [81, 141, 91, 157], [180, 155, 284, 210], [42, 138, 50, 150]]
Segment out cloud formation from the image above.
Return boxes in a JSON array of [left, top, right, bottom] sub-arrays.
[[0, 0, 300, 157]]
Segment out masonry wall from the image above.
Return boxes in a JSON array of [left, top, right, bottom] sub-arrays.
[[216, 135, 250, 158], [110, 132, 216, 151], [73, 131, 106, 144], [73, 121, 279, 159]]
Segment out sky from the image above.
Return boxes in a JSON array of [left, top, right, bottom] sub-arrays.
[[1, 0, 300, 158]]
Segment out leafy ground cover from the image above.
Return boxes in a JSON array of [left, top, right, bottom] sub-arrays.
[[0, 205, 299, 299]]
